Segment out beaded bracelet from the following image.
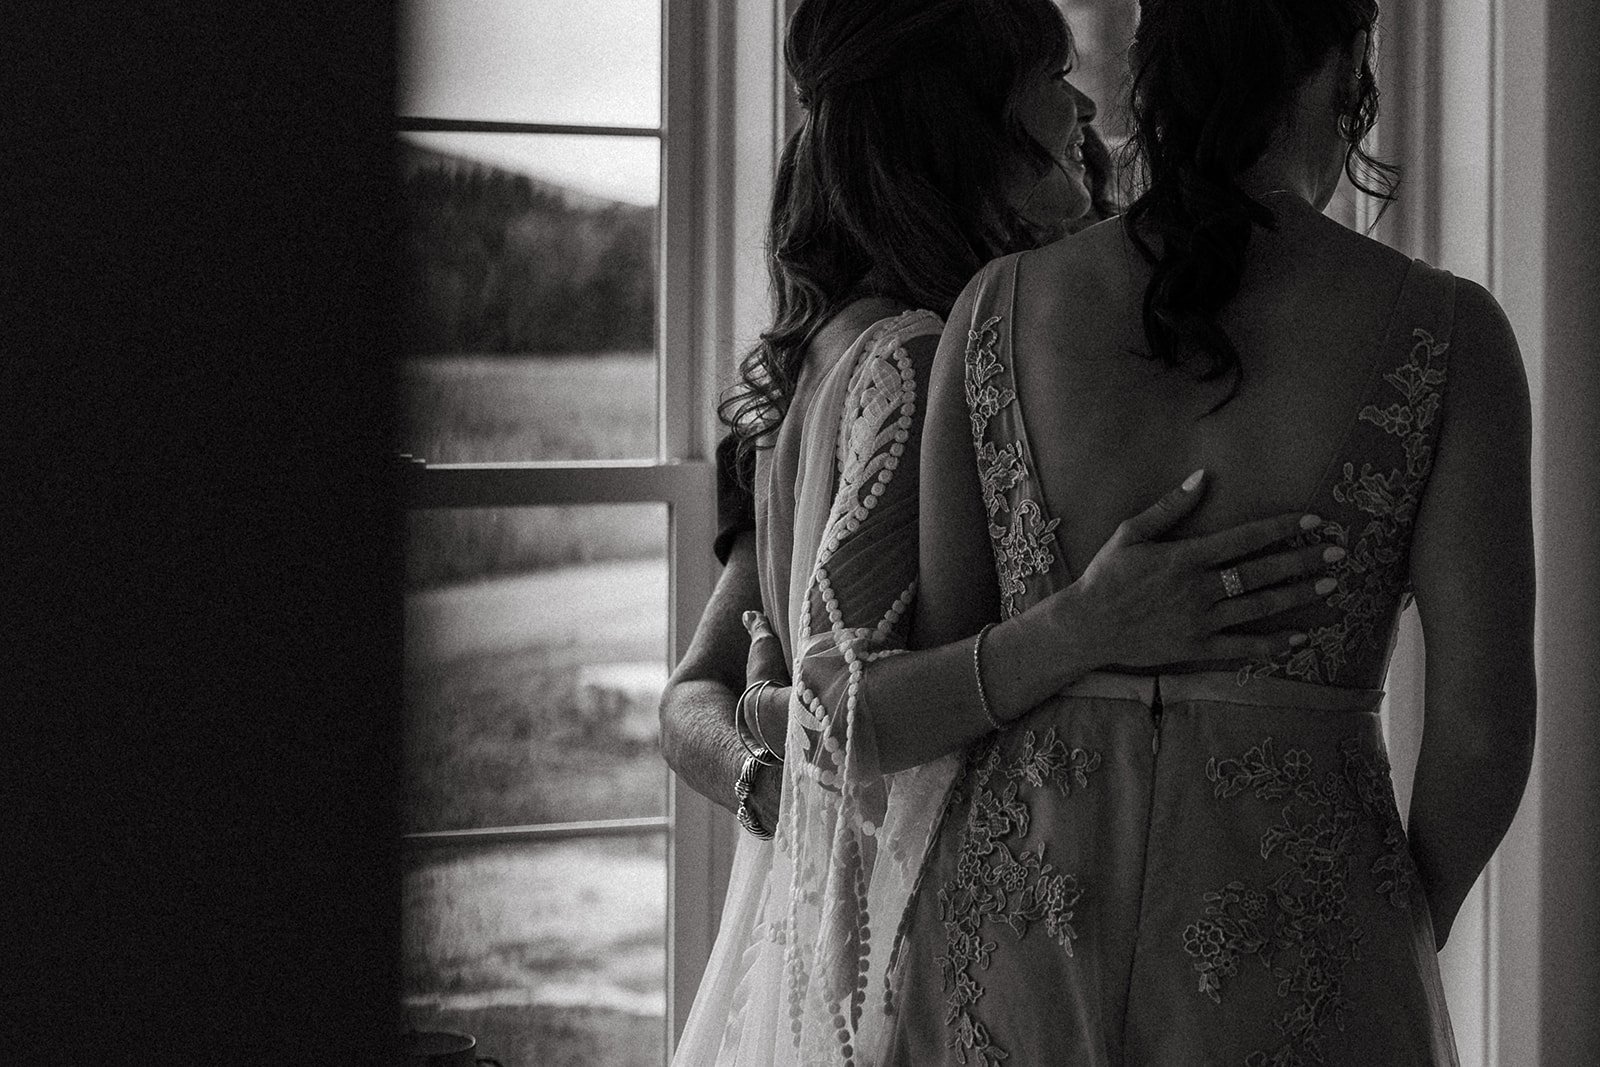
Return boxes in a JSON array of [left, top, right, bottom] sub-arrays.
[[973, 622, 1005, 731]]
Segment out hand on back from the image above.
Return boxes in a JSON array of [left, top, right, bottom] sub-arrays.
[[1053, 470, 1340, 668]]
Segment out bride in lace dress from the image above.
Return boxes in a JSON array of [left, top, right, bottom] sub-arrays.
[[662, 2, 1364, 1064], [867, 1, 1535, 1064]]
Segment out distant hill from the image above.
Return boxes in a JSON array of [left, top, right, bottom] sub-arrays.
[[399, 142, 655, 355]]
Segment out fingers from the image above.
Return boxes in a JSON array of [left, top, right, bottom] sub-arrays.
[[1116, 469, 1208, 544], [1203, 630, 1309, 661], [1188, 511, 1322, 566], [1227, 543, 1345, 599], [1210, 576, 1338, 629], [743, 610, 788, 685], [743, 610, 776, 643]]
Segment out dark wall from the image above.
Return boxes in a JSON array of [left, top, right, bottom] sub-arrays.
[[3, 5, 403, 1063], [1540, 0, 1600, 1059]]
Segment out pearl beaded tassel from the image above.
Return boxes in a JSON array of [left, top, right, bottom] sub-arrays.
[[774, 318, 936, 1059]]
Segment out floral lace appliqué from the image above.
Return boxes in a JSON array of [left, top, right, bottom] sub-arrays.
[[1240, 329, 1450, 686], [1183, 735, 1417, 1066], [964, 313, 1060, 619], [935, 301, 1095, 1064], [935, 730, 1103, 1067]]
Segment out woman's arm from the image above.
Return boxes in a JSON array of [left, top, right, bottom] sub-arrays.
[[856, 281, 1338, 774], [657, 532, 781, 829], [1406, 279, 1537, 947]]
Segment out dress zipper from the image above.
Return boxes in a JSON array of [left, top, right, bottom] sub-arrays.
[[1151, 677, 1164, 756]]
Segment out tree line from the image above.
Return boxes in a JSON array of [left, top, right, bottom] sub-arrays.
[[401, 146, 656, 355]]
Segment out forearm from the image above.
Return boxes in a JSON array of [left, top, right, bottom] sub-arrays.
[[656, 533, 780, 819], [866, 586, 1105, 774], [659, 679, 750, 816], [1406, 709, 1534, 946]]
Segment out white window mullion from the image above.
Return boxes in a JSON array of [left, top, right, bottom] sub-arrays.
[[406, 461, 712, 508]]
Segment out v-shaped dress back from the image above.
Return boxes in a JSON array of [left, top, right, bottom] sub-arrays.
[[882, 254, 1461, 1067]]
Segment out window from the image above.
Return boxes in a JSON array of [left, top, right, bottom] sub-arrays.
[[394, 2, 777, 1063]]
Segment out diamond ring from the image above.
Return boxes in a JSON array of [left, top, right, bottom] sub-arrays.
[[1220, 567, 1245, 598]]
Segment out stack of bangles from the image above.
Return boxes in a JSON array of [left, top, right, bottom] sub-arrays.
[[734, 679, 782, 839]]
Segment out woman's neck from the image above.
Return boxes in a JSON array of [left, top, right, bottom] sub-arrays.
[[1237, 158, 1324, 211]]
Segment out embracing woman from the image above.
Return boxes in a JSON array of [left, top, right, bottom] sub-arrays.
[[659, 1, 1357, 1063]]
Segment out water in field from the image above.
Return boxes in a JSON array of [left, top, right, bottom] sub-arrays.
[[400, 353, 670, 1064], [402, 552, 670, 1066], [403, 836, 667, 1067]]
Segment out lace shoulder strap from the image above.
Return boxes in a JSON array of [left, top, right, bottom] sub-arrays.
[[1338, 261, 1455, 586], [963, 254, 1071, 618], [1240, 260, 1457, 686]]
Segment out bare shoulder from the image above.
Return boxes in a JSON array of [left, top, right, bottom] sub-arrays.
[[1020, 216, 1138, 278], [1315, 211, 1410, 267], [1444, 276, 1527, 410], [1417, 274, 1532, 480], [1015, 217, 1142, 326], [1450, 276, 1517, 347]]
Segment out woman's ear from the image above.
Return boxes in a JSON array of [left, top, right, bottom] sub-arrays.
[[1348, 29, 1370, 97]]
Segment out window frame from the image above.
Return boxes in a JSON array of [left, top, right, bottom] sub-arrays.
[[395, 0, 788, 1054]]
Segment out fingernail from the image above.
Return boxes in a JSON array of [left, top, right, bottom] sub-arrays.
[[1299, 514, 1322, 531], [1182, 469, 1205, 492], [1315, 577, 1338, 595], [1322, 546, 1346, 563], [1289, 633, 1308, 647]]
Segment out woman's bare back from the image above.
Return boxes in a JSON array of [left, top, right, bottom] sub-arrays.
[[1013, 202, 1412, 566], [998, 198, 1446, 685]]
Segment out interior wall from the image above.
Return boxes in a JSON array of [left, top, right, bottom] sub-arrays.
[[1375, 0, 1600, 1062], [1532, 0, 1600, 1057]]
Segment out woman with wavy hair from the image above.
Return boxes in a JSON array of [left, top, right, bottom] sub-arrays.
[[879, 0, 1535, 1062], [662, 0, 1349, 1062]]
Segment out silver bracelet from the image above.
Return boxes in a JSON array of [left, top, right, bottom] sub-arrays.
[[734, 750, 775, 839], [974, 622, 1005, 731], [735, 680, 777, 765], [746, 679, 784, 761]]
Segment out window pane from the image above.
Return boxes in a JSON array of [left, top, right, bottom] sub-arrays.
[[403, 836, 666, 1067], [400, 131, 656, 460], [405, 506, 669, 833], [1059, 1, 1137, 142], [398, 133, 659, 462], [399, 0, 661, 127]]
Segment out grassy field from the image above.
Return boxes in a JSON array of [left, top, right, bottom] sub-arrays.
[[402, 353, 663, 590], [401, 352, 656, 464], [402, 352, 674, 1064]]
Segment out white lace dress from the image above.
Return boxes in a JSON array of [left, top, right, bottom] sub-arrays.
[[672, 310, 963, 1066]]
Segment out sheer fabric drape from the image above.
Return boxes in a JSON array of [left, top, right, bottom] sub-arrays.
[[673, 312, 961, 1066]]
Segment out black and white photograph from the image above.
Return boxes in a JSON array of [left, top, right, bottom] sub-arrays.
[[7, 0, 1599, 1064]]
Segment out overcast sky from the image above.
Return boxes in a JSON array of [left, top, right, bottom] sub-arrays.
[[399, 0, 661, 205], [396, 2, 1124, 207]]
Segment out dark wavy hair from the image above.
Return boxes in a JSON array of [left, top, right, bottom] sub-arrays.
[[1122, 0, 1398, 396], [719, 0, 1083, 459]]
